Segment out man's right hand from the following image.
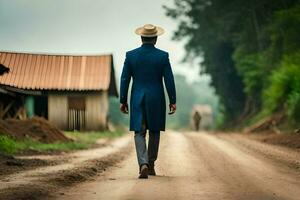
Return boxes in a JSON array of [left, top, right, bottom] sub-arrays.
[[168, 104, 176, 115], [120, 103, 129, 114]]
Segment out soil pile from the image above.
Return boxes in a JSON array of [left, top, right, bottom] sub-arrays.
[[243, 112, 285, 133], [0, 117, 71, 143], [0, 153, 53, 177], [246, 132, 300, 149]]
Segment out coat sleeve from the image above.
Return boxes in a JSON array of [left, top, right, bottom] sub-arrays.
[[120, 52, 132, 104], [163, 53, 176, 104]]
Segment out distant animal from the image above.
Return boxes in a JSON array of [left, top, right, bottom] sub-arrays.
[[0, 64, 10, 75]]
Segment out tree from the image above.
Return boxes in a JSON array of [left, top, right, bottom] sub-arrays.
[[165, 0, 300, 126]]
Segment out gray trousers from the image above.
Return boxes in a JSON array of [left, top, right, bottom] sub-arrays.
[[134, 96, 160, 168], [134, 130, 160, 168]]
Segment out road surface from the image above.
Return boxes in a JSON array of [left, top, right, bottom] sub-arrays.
[[55, 131, 300, 200]]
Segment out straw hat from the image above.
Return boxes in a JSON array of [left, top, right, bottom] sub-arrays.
[[135, 24, 165, 37]]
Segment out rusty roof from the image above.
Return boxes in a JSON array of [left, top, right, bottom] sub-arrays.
[[0, 52, 118, 95]]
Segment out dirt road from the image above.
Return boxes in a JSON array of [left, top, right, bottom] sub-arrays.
[[53, 131, 300, 200]]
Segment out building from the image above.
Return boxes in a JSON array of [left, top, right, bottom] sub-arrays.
[[0, 52, 118, 131]]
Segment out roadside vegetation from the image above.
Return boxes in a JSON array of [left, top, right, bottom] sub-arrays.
[[0, 130, 125, 155], [165, 0, 300, 129]]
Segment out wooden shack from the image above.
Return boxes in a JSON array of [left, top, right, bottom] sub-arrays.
[[0, 52, 118, 131]]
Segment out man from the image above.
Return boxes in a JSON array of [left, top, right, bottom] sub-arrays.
[[120, 24, 177, 179], [193, 111, 201, 131]]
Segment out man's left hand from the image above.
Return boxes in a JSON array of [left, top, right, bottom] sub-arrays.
[[120, 103, 129, 114]]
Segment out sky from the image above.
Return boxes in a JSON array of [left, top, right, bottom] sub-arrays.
[[0, 0, 206, 83]]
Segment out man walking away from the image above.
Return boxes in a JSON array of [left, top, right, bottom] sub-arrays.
[[120, 24, 177, 179]]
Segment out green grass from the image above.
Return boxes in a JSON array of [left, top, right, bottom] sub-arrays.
[[64, 129, 124, 144], [0, 135, 19, 154], [0, 129, 125, 155]]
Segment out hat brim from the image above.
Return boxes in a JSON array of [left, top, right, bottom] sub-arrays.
[[135, 26, 165, 37]]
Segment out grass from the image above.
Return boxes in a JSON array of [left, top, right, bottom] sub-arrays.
[[0, 129, 125, 155], [64, 129, 124, 144], [0, 135, 19, 154]]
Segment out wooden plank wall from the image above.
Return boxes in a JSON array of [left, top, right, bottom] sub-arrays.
[[86, 91, 108, 131], [48, 95, 68, 130], [68, 109, 86, 131]]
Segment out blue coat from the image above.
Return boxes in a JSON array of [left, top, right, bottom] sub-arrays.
[[120, 43, 176, 132]]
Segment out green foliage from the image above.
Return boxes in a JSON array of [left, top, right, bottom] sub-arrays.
[[233, 50, 265, 96], [165, 0, 248, 124], [269, 4, 300, 57], [263, 53, 300, 122], [0, 135, 18, 154], [287, 91, 300, 122], [0, 136, 88, 154], [165, 0, 300, 127]]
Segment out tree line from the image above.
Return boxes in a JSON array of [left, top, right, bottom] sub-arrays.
[[165, 0, 300, 127]]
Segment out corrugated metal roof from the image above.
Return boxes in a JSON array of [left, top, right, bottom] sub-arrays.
[[0, 52, 115, 91]]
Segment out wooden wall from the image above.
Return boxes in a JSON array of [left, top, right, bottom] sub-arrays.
[[48, 92, 109, 131], [86, 91, 108, 131], [48, 95, 68, 130]]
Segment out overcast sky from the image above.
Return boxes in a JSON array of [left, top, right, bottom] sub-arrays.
[[0, 0, 204, 83]]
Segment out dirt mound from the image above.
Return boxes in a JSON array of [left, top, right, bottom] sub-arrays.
[[0, 117, 71, 143], [247, 132, 300, 149], [0, 153, 55, 177], [243, 112, 285, 133]]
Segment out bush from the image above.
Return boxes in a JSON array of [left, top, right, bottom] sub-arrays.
[[233, 50, 266, 96], [263, 53, 300, 122], [286, 90, 300, 122]]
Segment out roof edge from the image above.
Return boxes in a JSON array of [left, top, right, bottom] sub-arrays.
[[0, 84, 108, 92], [0, 50, 114, 57]]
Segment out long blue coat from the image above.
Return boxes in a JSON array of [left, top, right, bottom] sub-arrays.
[[120, 43, 176, 132]]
